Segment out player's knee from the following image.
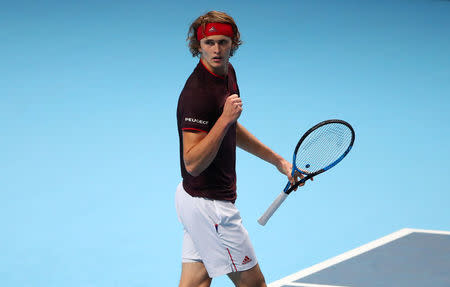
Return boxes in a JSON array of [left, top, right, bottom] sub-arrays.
[[253, 275, 266, 287], [232, 266, 266, 287], [179, 277, 212, 287], [251, 264, 266, 286], [179, 262, 212, 287], [240, 278, 266, 287]]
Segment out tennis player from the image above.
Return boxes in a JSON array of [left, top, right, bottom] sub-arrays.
[[175, 11, 303, 287]]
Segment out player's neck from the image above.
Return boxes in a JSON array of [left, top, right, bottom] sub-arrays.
[[200, 58, 228, 78]]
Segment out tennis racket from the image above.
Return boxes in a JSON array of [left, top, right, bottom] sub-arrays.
[[258, 119, 355, 226]]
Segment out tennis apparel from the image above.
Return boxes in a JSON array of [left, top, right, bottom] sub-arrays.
[[176, 59, 240, 202], [175, 60, 255, 277], [175, 183, 257, 278]]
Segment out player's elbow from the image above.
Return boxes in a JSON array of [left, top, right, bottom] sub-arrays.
[[186, 167, 202, 177], [186, 166, 199, 177], [184, 160, 201, 177]]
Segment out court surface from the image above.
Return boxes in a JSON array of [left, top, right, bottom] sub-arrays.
[[269, 228, 450, 287]]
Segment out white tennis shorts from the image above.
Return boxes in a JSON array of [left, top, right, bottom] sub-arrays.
[[175, 182, 257, 278]]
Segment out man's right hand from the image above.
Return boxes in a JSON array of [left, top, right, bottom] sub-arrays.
[[220, 94, 242, 125]]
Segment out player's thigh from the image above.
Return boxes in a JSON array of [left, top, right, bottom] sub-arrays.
[[179, 262, 212, 287], [227, 263, 266, 287]]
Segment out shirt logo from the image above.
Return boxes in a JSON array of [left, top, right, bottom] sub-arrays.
[[185, 117, 209, 125]]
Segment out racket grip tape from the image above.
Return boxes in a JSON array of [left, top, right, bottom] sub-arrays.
[[257, 192, 289, 226]]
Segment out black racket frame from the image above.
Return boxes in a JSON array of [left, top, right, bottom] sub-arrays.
[[285, 119, 355, 195]]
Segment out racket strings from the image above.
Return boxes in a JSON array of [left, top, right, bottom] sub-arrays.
[[296, 123, 353, 173], [299, 124, 351, 171], [307, 126, 350, 168]]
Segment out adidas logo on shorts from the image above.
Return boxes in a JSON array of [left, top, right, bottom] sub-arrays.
[[242, 256, 252, 265]]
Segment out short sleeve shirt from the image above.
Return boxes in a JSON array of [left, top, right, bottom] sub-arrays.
[[177, 60, 240, 202]]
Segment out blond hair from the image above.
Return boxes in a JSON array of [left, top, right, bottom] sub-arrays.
[[187, 11, 242, 57]]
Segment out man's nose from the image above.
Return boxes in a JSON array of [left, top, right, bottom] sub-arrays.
[[213, 43, 220, 53]]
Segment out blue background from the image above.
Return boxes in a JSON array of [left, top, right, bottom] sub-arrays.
[[1, 0, 449, 286]]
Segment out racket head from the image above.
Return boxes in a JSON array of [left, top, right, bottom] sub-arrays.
[[291, 119, 355, 187]]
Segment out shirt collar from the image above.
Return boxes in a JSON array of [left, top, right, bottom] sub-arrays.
[[199, 59, 228, 81]]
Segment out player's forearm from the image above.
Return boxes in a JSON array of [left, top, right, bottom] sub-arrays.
[[236, 122, 283, 167], [184, 117, 232, 177]]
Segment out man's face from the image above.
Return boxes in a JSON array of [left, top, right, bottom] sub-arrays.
[[199, 35, 233, 75]]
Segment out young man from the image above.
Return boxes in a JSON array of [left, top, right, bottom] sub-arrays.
[[175, 11, 304, 287]]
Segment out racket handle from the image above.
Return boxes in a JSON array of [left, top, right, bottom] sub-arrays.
[[257, 192, 288, 226], [286, 179, 303, 194], [286, 175, 311, 194]]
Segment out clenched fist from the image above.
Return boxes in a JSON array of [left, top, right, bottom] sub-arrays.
[[221, 94, 242, 125]]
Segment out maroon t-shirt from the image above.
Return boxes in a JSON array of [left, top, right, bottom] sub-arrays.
[[177, 60, 240, 202]]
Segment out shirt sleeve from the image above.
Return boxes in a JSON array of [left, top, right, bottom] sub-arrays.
[[180, 89, 212, 133]]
